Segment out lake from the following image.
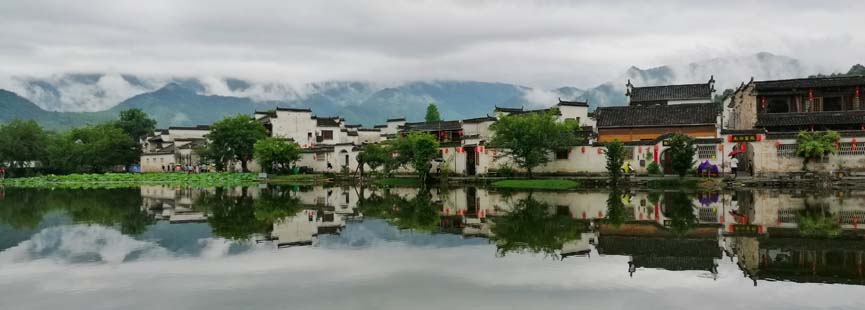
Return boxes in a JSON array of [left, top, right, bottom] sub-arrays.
[[1, 185, 865, 309]]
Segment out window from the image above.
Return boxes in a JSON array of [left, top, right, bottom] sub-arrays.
[[767, 98, 789, 113], [696, 145, 716, 159], [823, 97, 842, 111], [838, 142, 865, 156], [622, 147, 634, 160], [776, 143, 797, 158], [321, 130, 333, 140], [555, 149, 569, 160]]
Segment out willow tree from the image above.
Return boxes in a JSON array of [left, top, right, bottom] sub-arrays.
[[489, 110, 578, 177]]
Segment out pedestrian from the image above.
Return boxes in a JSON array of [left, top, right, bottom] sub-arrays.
[[327, 162, 333, 171], [162, 165, 166, 172], [730, 157, 739, 178]]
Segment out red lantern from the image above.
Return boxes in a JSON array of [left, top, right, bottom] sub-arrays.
[[597, 148, 602, 154], [653, 145, 659, 163], [727, 135, 733, 142], [808, 89, 814, 101], [718, 144, 724, 151], [756, 134, 762, 142], [761, 96, 766, 108], [303, 144, 307, 148], [774, 140, 781, 148], [581, 146, 585, 153], [474, 147, 479, 154], [458, 130, 463, 136], [439, 131, 445, 137], [492, 150, 497, 156], [480, 146, 484, 153], [445, 148, 449, 154], [853, 138, 858, 151], [484, 150, 488, 155], [740, 143, 747, 151], [638, 146, 642, 153]]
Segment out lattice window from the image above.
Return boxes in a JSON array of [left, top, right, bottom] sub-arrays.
[[696, 145, 715, 159], [776, 143, 798, 158], [838, 142, 865, 156]]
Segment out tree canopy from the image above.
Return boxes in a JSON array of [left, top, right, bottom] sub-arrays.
[[604, 139, 625, 184], [491, 197, 588, 257], [666, 133, 696, 177], [489, 110, 578, 177], [45, 123, 138, 173], [388, 132, 439, 182], [796, 130, 840, 171], [202, 115, 268, 172], [0, 119, 49, 169], [115, 108, 157, 142], [253, 138, 301, 173], [425, 103, 441, 122]]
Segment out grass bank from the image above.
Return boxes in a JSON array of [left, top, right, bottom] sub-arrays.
[[492, 179, 580, 190], [372, 177, 422, 187], [0, 172, 258, 189], [267, 174, 323, 185]]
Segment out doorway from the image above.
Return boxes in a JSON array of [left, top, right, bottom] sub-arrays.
[[465, 146, 476, 176]]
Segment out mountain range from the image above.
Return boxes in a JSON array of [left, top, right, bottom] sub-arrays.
[[0, 52, 822, 129]]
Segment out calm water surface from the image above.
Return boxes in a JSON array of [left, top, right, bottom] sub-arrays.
[[1, 185, 865, 309]]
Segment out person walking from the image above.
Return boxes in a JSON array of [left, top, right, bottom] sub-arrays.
[[730, 157, 739, 178]]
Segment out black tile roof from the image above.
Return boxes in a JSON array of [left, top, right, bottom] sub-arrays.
[[168, 125, 210, 130], [344, 124, 362, 128], [755, 111, 865, 128], [387, 117, 406, 122], [276, 107, 312, 112], [558, 99, 589, 107], [595, 103, 718, 128], [462, 116, 497, 123], [347, 131, 358, 137], [401, 120, 462, 132], [754, 75, 865, 92], [373, 124, 387, 128], [316, 117, 341, 127], [494, 106, 524, 113], [629, 83, 712, 103], [357, 128, 381, 132]]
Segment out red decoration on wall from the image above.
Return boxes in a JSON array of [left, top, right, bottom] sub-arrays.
[[439, 131, 445, 137], [581, 146, 585, 153], [653, 145, 659, 163], [445, 148, 449, 154], [727, 135, 733, 142], [774, 140, 781, 148], [718, 144, 724, 151], [458, 130, 463, 136], [808, 89, 814, 101], [303, 144, 307, 148], [492, 150, 497, 156], [740, 143, 747, 151], [756, 134, 762, 142], [597, 148, 602, 154]]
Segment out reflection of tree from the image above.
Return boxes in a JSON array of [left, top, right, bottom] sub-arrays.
[[253, 187, 302, 222], [492, 197, 587, 257], [205, 188, 271, 240], [606, 189, 627, 228], [0, 188, 152, 235], [359, 189, 440, 231], [797, 205, 841, 237], [662, 192, 697, 235]]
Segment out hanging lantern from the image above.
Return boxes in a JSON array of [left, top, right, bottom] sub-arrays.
[[458, 130, 463, 136], [439, 131, 445, 137], [484, 149, 489, 155], [474, 147, 479, 154], [756, 134, 762, 142], [445, 148, 449, 154], [808, 89, 814, 101], [853, 138, 858, 151], [761, 96, 767, 108], [597, 148, 602, 154], [492, 150, 497, 156], [638, 146, 642, 153], [581, 146, 585, 153], [740, 143, 747, 151], [303, 144, 307, 148], [727, 135, 733, 142], [479, 146, 484, 153], [774, 140, 781, 148]]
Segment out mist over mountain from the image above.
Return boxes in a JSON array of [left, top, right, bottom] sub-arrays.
[[0, 52, 825, 128]]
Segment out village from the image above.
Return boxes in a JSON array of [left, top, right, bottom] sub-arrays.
[[140, 74, 865, 180]]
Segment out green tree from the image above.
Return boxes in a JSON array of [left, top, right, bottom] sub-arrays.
[[667, 133, 696, 177], [489, 110, 578, 177], [662, 192, 697, 235], [358, 143, 390, 176], [0, 119, 49, 170], [45, 124, 138, 173], [604, 140, 625, 185], [253, 138, 301, 173], [796, 130, 840, 171], [203, 115, 267, 172], [425, 103, 441, 122], [389, 132, 439, 183], [115, 108, 157, 142]]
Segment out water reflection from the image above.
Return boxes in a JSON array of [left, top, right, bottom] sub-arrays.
[[3, 185, 865, 288]]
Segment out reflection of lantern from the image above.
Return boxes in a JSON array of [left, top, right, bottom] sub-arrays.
[[808, 89, 814, 101], [853, 138, 858, 151], [761, 96, 766, 108], [581, 146, 585, 153], [458, 130, 463, 136], [857, 87, 861, 98]]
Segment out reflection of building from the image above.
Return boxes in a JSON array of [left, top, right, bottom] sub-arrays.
[[140, 186, 209, 223]]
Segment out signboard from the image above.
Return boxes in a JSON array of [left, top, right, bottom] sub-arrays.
[[730, 134, 759, 142], [730, 224, 760, 236]]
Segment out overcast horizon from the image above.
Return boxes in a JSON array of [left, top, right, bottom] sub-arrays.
[[1, 0, 863, 90]]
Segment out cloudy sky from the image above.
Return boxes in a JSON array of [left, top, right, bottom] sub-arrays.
[[1, 0, 862, 88]]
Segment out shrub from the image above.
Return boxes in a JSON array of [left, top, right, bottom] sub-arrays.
[[647, 161, 661, 175]]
